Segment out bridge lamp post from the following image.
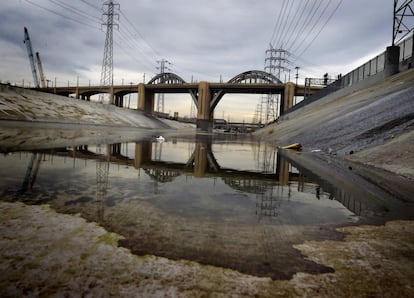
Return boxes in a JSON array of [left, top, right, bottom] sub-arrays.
[[128, 82, 133, 109], [295, 66, 300, 105]]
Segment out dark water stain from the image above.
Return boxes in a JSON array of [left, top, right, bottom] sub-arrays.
[[64, 196, 93, 206]]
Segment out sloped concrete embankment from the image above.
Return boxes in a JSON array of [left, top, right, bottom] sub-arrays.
[[256, 68, 414, 180], [0, 83, 168, 129]]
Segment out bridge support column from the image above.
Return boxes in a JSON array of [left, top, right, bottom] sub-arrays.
[[138, 83, 155, 113], [281, 82, 295, 115], [80, 94, 90, 101], [196, 81, 213, 132], [134, 141, 152, 169], [114, 95, 124, 107], [276, 153, 289, 186], [194, 142, 208, 177], [109, 86, 115, 105]]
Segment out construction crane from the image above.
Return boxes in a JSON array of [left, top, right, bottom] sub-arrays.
[[23, 27, 40, 88], [35, 52, 46, 88]]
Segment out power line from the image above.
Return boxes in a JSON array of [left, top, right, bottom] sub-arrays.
[[117, 18, 159, 67], [47, 0, 102, 23], [283, 0, 311, 50], [273, 0, 294, 48], [277, 1, 304, 49], [78, 0, 102, 11], [24, 0, 101, 30], [269, 0, 288, 46], [24, 0, 164, 78], [288, 0, 324, 53], [119, 10, 162, 58], [293, 0, 344, 62], [115, 31, 158, 72], [290, 0, 332, 54]]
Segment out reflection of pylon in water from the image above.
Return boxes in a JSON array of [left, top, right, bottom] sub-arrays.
[[256, 187, 279, 218], [253, 141, 277, 173], [96, 144, 109, 220]]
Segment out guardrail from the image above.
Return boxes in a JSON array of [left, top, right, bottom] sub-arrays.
[[286, 34, 413, 114]]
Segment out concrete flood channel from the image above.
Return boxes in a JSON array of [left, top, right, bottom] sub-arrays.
[[1, 133, 413, 295]]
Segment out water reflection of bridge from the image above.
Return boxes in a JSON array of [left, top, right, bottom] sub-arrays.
[[62, 141, 296, 188], [24, 137, 395, 220]]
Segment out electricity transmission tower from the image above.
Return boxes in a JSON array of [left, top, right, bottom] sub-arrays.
[[255, 45, 290, 124], [393, 0, 414, 45], [96, 1, 119, 220], [265, 46, 290, 80], [99, 0, 119, 103], [156, 59, 171, 113]]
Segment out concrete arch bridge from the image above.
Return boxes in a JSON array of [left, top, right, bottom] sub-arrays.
[[38, 70, 321, 131]]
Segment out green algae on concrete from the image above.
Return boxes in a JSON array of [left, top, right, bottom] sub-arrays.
[[292, 220, 414, 297]]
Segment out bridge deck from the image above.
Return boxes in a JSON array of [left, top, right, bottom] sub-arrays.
[[38, 83, 319, 96]]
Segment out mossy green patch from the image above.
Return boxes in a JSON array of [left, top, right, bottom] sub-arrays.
[[98, 232, 124, 246]]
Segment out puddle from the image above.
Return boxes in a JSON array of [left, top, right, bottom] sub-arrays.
[[1, 135, 413, 279]]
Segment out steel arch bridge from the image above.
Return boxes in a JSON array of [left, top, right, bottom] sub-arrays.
[[37, 70, 319, 131]]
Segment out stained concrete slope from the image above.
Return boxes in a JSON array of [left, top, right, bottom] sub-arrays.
[[0, 84, 175, 129], [256, 68, 414, 179]]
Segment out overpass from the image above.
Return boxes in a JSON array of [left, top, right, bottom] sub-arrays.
[[37, 70, 322, 131]]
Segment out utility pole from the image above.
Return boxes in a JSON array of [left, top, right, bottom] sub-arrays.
[[156, 59, 171, 113], [99, 0, 119, 103]]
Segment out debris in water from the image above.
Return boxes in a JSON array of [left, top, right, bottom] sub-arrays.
[[279, 143, 302, 151]]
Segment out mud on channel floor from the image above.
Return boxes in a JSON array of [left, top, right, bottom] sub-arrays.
[[0, 201, 413, 297]]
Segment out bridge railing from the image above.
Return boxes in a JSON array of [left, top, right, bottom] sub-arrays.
[[286, 34, 413, 115]]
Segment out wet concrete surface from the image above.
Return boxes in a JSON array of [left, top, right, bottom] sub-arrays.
[[1, 69, 414, 296], [0, 139, 361, 281], [290, 85, 414, 157], [1, 202, 413, 297]]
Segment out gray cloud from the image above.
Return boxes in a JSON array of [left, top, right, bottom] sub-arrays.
[[0, 0, 397, 120]]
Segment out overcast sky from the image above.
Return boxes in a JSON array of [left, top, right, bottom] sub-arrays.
[[0, 0, 397, 122]]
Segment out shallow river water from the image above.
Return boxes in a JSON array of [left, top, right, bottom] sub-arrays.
[[0, 134, 412, 279]]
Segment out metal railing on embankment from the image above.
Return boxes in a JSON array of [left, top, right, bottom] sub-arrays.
[[285, 34, 413, 115]]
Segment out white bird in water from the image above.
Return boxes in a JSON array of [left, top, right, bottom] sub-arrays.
[[155, 135, 165, 143]]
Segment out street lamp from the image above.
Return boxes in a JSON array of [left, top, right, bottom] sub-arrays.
[[295, 67, 300, 105], [128, 82, 133, 109]]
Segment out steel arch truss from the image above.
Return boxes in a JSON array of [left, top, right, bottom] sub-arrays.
[[147, 72, 198, 107], [147, 72, 186, 84], [211, 70, 281, 110], [228, 70, 282, 84]]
